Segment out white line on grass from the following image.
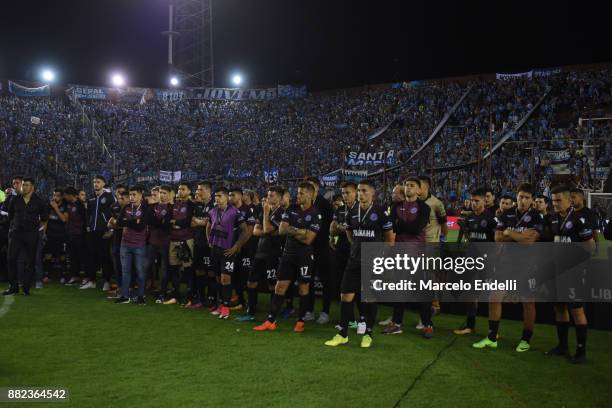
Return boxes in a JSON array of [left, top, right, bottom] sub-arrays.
[[0, 295, 15, 318]]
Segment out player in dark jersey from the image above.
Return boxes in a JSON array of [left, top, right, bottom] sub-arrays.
[[229, 187, 256, 311], [453, 188, 496, 335], [147, 185, 173, 304], [484, 187, 497, 217], [237, 186, 285, 322], [570, 187, 600, 242], [254, 182, 320, 333], [544, 185, 595, 364], [383, 177, 432, 337], [206, 187, 250, 319], [473, 183, 543, 353], [105, 191, 130, 298], [62, 187, 87, 285], [325, 179, 393, 348], [329, 182, 363, 331], [187, 181, 215, 309], [40, 187, 67, 286]]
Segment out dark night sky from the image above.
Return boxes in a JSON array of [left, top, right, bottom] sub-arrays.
[[1, 0, 610, 91]]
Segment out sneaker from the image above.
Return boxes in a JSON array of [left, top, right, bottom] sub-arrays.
[[378, 317, 392, 326], [545, 345, 569, 357], [219, 306, 230, 320], [210, 306, 222, 316], [316, 312, 330, 325], [303, 311, 315, 321], [453, 326, 474, 336], [382, 322, 403, 335], [134, 296, 146, 305], [155, 296, 164, 304], [106, 290, 121, 299], [253, 320, 277, 331], [570, 352, 586, 364], [236, 314, 256, 322], [515, 340, 531, 353], [180, 300, 192, 308], [348, 321, 359, 329], [415, 320, 424, 330], [114, 296, 130, 304], [473, 337, 498, 349], [42, 276, 50, 283], [357, 322, 367, 335], [80, 280, 96, 289], [360, 334, 373, 348], [102, 281, 111, 291], [65, 277, 80, 285], [187, 302, 204, 309], [422, 325, 434, 339], [35, 281, 43, 289], [60, 277, 66, 284], [324, 334, 349, 347], [280, 308, 294, 319], [294, 321, 305, 332], [163, 298, 177, 305]]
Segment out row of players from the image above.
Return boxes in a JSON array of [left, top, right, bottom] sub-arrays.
[[2, 175, 610, 361]]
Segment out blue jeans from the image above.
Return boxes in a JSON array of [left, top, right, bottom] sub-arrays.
[[120, 246, 146, 298]]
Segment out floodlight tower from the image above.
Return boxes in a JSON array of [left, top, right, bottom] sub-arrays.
[[163, 0, 214, 87]]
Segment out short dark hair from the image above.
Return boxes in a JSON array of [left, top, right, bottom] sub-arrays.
[[304, 176, 319, 186], [332, 194, 343, 202], [64, 187, 77, 196], [229, 187, 243, 194], [535, 194, 549, 202], [359, 179, 376, 189], [484, 187, 495, 195], [404, 176, 420, 187], [297, 182, 315, 195], [569, 187, 584, 195], [417, 175, 431, 186], [197, 180, 212, 190], [160, 185, 173, 193], [500, 193, 514, 201], [22, 177, 35, 185], [340, 182, 357, 190], [268, 185, 285, 196], [94, 175, 107, 184], [114, 184, 127, 191], [129, 184, 144, 193], [151, 186, 160, 192], [53, 187, 64, 195], [215, 187, 229, 195], [178, 182, 191, 190], [470, 188, 486, 197], [517, 183, 534, 196], [551, 184, 571, 195], [12, 175, 23, 181], [118, 191, 129, 198]]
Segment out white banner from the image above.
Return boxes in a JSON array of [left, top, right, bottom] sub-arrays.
[[543, 149, 571, 175], [496, 71, 533, 80], [159, 170, 181, 182], [190, 87, 277, 101], [346, 150, 395, 166]]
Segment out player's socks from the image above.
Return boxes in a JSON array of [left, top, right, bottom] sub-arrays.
[[487, 320, 500, 342], [365, 302, 378, 337], [267, 293, 285, 323], [521, 329, 533, 343], [221, 284, 233, 307], [339, 301, 352, 337], [247, 287, 258, 316], [556, 321, 569, 350], [298, 294, 309, 322], [207, 276, 217, 304], [575, 324, 587, 356], [466, 315, 476, 330]]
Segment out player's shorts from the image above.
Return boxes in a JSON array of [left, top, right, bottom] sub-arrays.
[[193, 239, 211, 270], [237, 250, 253, 278], [248, 256, 279, 285], [555, 301, 584, 310], [169, 239, 194, 267], [210, 246, 236, 276], [44, 235, 66, 258], [340, 258, 361, 294], [277, 253, 314, 283]]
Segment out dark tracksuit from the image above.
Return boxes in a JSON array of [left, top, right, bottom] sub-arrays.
[[86, 190, 116, 283], [6, 194, 48, 294]]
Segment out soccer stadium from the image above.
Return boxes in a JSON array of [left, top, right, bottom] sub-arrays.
[[1, 1, 612, 407]]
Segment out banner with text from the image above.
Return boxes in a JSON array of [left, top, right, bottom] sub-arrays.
[[346, 150, 395, 166], [8, 81, 50, 97]]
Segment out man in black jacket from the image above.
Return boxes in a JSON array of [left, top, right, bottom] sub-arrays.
[[3, 177, 48, 296], [82, 175, 115, 290]]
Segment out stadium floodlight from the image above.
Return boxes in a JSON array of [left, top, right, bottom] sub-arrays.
[[170, 76, 179, 87], [111, 73, 126, 87], [232, 74, 243, 86], [41, 69, 55, 83]]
